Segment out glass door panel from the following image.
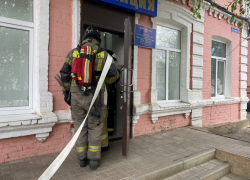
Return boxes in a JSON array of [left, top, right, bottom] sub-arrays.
[[156, 49, 166, 100], [168, 51, 180, 100], [217, 61, 225, 95]]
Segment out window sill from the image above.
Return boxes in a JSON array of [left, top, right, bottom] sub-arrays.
[[212, 98, 235, 105], [0, 113, 41, 124], [133, 102, 192, 124], [0, 112, 58, 142], [151, 101, 192, 123], [157, 101, 191, 108]]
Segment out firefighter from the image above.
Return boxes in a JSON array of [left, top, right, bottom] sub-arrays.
[[59, 25, 118, 170], [101, 50, 120, 152]]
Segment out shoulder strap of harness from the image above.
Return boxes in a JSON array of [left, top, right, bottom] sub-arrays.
[[91, 47, 105, 93]]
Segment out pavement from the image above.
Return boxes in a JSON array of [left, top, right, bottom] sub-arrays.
[[1, 127, 250, 180], [211, 114, 250, 143]]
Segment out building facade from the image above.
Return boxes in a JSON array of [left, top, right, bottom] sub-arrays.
[[0, 0, 249, 162]]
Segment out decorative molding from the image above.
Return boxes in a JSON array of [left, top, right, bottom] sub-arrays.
[[132, 116, 140, 134], [152, 117, 158, 124], [151, 109, 192, 123], [185, 112, 190, 118], [36, 133, 50, 142], [172, 0, 243, 27], [235, 20, 240, 27], [223, 15, 228, 20], [214, 10, 219, 18], [240, 26, 249, 120], [134, 97, 244, 117], [133, 116, 139, 126], [0, 122, 55, 140], [54, 109, 73, 123], [218, 13, 223, 20], [231, 19, 236, 25], [209, 8, 215, 16], [203, 2, 210, 11]]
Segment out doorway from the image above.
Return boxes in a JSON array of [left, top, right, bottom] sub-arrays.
[[81, 0, 135, 141], [100, 31, 124, 139]]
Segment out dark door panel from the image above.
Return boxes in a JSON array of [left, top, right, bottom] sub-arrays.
[[122, 17, 133, 157], [81, 0, 134, 36]]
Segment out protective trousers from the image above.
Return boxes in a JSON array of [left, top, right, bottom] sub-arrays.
[[101, 109, 109, 147], [71, 92, 105, 160]]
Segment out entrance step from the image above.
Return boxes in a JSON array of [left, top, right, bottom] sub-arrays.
[[163, 159, 230, 180], [219, 173, 250, 180], [130, 148, 216, 180]]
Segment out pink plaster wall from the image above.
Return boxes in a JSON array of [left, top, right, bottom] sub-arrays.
[[48, 0, 73, 111], [202, 11, 241, 99], [202, 104, 240, 127], [137, 15, 153, 104], [133, 114, 191, 137], [0, 123, 73, 163], [214, 0, 240, 15]]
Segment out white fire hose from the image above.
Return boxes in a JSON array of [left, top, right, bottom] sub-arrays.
[[38, 54, 113, 180]]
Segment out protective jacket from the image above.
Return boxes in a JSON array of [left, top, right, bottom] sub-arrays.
[[59, 37, 118, 160], [60, 37, 117, 94]]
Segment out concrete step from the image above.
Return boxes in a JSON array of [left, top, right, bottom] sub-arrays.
[[129, 148, 216, 180], [164, 159, 231, 180], [219, 173, 250, 180]]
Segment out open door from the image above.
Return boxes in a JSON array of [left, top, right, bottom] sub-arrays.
[[122, 17, 133, 156]]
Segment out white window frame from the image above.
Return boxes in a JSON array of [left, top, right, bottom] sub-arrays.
[[211, 40, 227, 99], [0, 2, 34, 113], [156, 23, 182, 103]]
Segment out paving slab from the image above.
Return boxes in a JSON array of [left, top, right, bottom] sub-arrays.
[[0, 127, 250, 180], [219, 173, 250, 180]]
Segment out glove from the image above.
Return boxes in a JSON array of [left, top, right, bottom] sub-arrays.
[[63, 90, 71, 106]]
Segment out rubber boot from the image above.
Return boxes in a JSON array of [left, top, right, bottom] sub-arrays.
[[89, 159, 100, 170], [79, 158, 87, 167]]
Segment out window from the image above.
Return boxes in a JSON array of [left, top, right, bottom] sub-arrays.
[[211, 40, 226, 98], [156, 25, 181, 101], [0, 0, 33, 110]]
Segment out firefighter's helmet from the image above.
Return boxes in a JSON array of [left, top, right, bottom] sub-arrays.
[[83, 25, 101, 41]]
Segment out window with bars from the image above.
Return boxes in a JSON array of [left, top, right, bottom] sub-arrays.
[[211, 40, 226, 98], [156, 25, 181, 102]]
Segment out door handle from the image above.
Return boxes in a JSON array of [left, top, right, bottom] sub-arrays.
[[128, 69, 133, 87], [120, 67, 125, 87]]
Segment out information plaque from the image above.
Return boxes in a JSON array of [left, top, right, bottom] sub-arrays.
[[134, 24, 156, 49]]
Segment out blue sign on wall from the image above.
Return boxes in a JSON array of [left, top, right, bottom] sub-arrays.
[[231, 27, 240, 34], [93, 0, 157, 17], [135, 24, 156, 48]]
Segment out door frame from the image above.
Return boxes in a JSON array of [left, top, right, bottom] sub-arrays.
[[79, 0, 135, 142]]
